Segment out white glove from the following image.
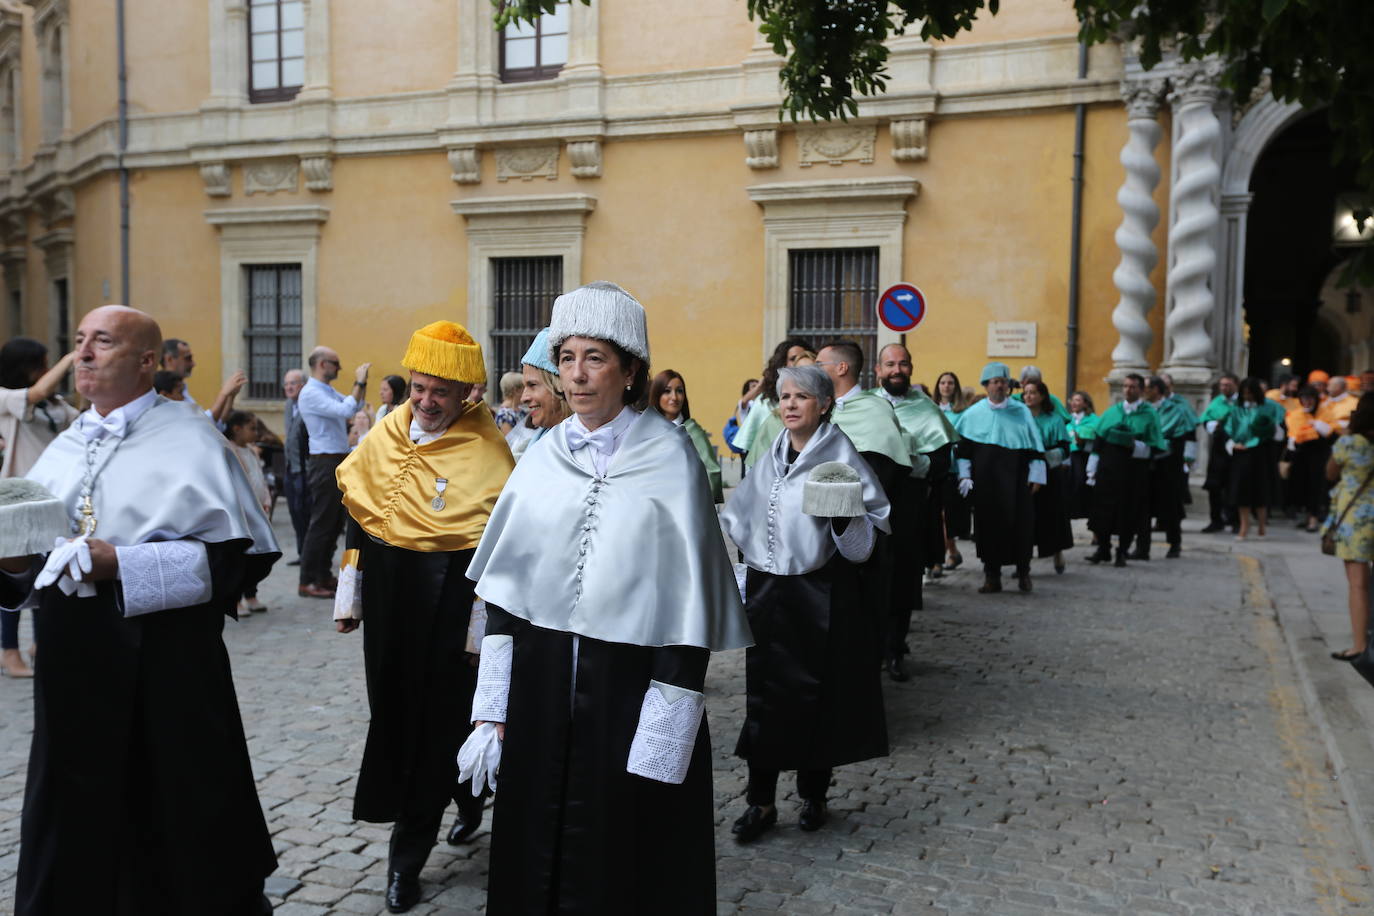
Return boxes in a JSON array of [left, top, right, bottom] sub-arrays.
[[332, 565, 362, 621], [471, 634, 513, 724], [1314, 420, 1332, 436], [1225, 440, 1235, 455], [1183, 440, 1198, 462], [1027, 459, 1047, 486], [1086, 475, 1096, 487], [35, 536, 96, 598], [456, 722, 502, 796], [1272, 424, 1286, 442], [1131, 440, 1150, 459], [1205, 420, 1219, 435], [958, 477, 974, 497], [626, 680, 704, 785], [1183, 463, 1192, 475]]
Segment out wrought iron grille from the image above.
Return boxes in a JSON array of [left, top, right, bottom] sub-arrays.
[[788, 247, 879, 389], [244, 264, 303, 400], [491, 256, 562, 390]]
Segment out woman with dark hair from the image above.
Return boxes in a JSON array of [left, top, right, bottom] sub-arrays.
[[1324, 393, 1374, 661], [0, 339, 77, 677], [651, 369, 723, 503], [1288, 384, 1334, 531], [1066, 390, 1098, 520], [376, 374, 407, 422], [732, 336, 811, 470], [932, 370, 969, 567], [463, 282, 750, 914], [223, 410, 276, 615], [721, 364, 890, 842], [1224, 376, 1278, 540], [1023, 379, 1073, 573]]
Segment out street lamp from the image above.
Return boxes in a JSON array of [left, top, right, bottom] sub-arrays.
[[1334, 193, 1374, 246]]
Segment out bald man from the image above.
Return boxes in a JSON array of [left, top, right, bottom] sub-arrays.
[[0, 305, 280, 915], [297, 345, 370, 598]]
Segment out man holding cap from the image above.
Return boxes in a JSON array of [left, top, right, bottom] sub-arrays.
[[952, 362, 1047, 594]]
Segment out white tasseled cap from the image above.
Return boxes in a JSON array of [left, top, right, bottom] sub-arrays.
[[547, 281, 650, 363], [802, 461, 866, 518], [0, 479, 71, 557]]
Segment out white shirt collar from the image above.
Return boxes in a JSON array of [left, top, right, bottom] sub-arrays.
[[409, 417, 445, 446], [1122, 399, 1140, 414], [77, 388, 158, 441], [834, 382, 862, 407], [988, 397, 1009, 410], [670, 415, 684, 427]]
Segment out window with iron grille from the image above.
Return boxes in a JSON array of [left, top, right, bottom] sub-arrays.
[[248, 0, 304, 103], [788, 248, 880, 389], [499, 1, 569, 83], [244, 264, 302, 400], [491, 257, 562, 390]]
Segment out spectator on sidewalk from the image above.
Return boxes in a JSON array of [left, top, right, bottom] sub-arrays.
[[651, 369, 723, 503], [493, 371, 526, 436], [224, 410, 275, 615], [1324, 393, 1374, 662], [297, 345, 370, 598], [282, 368, 310, 564]]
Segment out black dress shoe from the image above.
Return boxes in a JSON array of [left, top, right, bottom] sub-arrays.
[[978, 575, 1002, 594], [799, 799, 828, 832], [385, 871, 421, 913], [1016, 573, 1032, 593], [886, 657, 910, 682], [1127, 550, 1150, 561], [1200, 523, 1225, 533], [446, 800, 484, 845], [1165, 545, 1181, 558], [286, 558, 301, 566], [1086, 547, 1111, 564], [1113, 551, 1128, 568], [731, 805, 777, 843]]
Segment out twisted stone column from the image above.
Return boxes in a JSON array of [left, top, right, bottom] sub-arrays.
[[1109, 79, 1166, 373], [1163, 60, 1225, 370]]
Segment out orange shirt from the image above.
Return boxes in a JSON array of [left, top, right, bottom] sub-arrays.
[[1286, 407, 1320, 444], [1317, 394, 1358, 436]]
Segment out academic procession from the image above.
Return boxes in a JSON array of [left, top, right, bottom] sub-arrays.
[[2, 0, 1374, 912]]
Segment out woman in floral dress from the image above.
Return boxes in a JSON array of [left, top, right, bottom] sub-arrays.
[[1324, 393, 1374, 661]]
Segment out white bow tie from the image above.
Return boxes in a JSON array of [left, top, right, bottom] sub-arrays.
[[79, 411, 127, 442], [566, 422, 615, 456]]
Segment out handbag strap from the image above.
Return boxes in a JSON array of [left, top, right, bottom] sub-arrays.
[[1334, 464, 1374, 531]]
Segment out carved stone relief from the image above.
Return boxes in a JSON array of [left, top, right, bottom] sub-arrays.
[[744, 129, 778, 169], [567, 140, 602, 179], [495, 145, 559, 182], [448, 147, 480, 184], [890, 119, 928, 162], [300, 156, 333, 192], [797, 125, 876, 167], [244, 160, 299, 195], [200, 161, 231, 197]]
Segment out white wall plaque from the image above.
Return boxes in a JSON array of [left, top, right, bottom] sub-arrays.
[[987, 321, 1037, 357]]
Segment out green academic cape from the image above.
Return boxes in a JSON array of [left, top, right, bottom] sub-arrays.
[[682, 418, 723, 503], [868, 387, 958, 455], [1094, 402, 1169, 453], [1067, 412, 1097, 452], [1154, 396, 1199, 440], [831, 390, 912, 469]]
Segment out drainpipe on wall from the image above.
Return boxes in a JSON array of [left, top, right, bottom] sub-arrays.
[[1064, 40, 1088, 394], [116, 0, 129, 302]]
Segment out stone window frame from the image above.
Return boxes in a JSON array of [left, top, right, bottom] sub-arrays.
[[247, 0, 306, 104], [26, 0, 68, 145], [498, 0, 570, 84], [207, 0, 330, 108], [747, 177, 919, 365], [205, 205, 327, 410], [449, 193, 595, 372], [31, 227, 70, 362], [0, 4, 22, 172]]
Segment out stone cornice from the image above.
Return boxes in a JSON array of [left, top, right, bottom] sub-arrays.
[[450, 194, 596, 218], [204, 205, 330, 226], [748, 177, 920, 206]]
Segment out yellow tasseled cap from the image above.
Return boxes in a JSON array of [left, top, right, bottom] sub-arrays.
[[401, 321, 487, 384]]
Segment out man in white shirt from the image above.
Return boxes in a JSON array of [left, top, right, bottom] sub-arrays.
[[297, 346, 369, 598]]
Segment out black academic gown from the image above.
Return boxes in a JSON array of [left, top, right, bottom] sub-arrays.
[[1033, 461, 1074, 557], [485, 607, 715, 916], [350, 523, 480, 826], [958, 440, 1037, 571], [923, 444, 955, 563], [1089, 442, 1150, 544], [1146, 436, 1189, 546], [736, 554, 888, 770], [12, 541, 276, 916]]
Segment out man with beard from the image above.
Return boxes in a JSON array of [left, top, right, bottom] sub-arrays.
[[1087, 373, 1167, 566], [1199, 373, 1239, 533], [953, 362, 1046, 593], [333, 321, 514, 913], [868, 343, 958, 681], [1141, 376, 1197, 558]]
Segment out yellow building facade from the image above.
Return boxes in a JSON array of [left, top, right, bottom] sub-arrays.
[[0, 0, 1234, 433]]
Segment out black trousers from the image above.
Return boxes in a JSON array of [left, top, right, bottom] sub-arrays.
[[241, 553, 276, 600], [388, 790, 485, 877], [887, 476, 925, 660], [282, 469, 311, 557], [300, 454, 346, 587], [745, 764, 832, 807]]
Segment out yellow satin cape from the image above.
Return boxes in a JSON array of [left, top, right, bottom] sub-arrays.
[[336, 400, 514, 552]]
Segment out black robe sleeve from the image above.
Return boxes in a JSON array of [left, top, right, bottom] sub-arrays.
[[650, 645, 709, 693]]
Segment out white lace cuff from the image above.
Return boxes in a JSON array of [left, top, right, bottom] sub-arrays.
[[1130, 440, 1151, 459], [626, 680, 704, 785], [1027, 459, 1047, 485], [1086, 452, 1100, 477], [471, 634, 513, 723], [831, 516, 875, 563], [956, 458, 972, 480], [1183, 440, 1197, 462], [115, 540, 211, 617], [333, 565, 362, 620]]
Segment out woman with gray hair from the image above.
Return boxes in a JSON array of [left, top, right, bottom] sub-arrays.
[[721, 364, 891, 843], [463, 281, 751, 913]]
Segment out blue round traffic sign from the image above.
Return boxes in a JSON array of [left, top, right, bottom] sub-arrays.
[[877, 283, 926, 333]]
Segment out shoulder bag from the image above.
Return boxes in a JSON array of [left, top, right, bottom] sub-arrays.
[[1322, 464, 1374, 556]]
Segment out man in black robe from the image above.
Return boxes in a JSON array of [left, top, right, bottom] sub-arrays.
[[953, 362, 1046, 593], [1200, 373, 1239, 533], [3, 305, 279, 916], [333, 321, 514, 913]]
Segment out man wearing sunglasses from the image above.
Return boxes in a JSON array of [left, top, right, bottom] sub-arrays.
[[297, 346, 369, 598]]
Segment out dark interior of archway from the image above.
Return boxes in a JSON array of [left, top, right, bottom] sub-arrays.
[[1244, 109, 1358, 380]]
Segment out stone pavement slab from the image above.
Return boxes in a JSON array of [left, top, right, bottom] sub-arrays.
[[0, 513, 1369, 914]]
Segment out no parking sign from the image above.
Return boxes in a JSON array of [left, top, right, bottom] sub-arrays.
[[876, 284, 927, 333]]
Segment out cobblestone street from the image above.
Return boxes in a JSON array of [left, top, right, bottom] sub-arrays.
[[0, 512, 1371, 914]]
